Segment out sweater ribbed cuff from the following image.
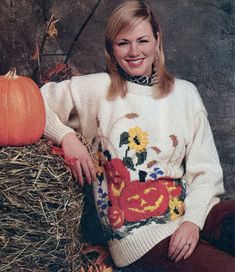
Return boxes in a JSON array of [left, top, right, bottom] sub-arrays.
[[181, 206, 207, 229], [181, 197, 220, 229], [45, 121, 75, 145]]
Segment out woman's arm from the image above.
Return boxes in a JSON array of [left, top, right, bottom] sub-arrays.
[[41, 80, 77, 144], [41, 79, 96, 184], [169, 109, 224, 261], [182, 110, 224, 227]]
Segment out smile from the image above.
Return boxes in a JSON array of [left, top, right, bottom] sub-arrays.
[[126, 58, 144, 66]]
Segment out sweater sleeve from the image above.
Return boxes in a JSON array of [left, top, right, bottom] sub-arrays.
[[182, 110, 225, 229], [40, 80, 77, 145]]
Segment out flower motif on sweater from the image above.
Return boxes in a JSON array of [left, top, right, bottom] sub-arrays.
[[128, 127, 149, 152], [120, 126, 149, 171], [169, 198, 184, 221]]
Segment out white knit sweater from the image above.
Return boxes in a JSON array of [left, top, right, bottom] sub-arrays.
[[41, 73, 224, 267]]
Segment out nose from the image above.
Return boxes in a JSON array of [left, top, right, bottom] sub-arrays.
[[128, 43, 140, 57]]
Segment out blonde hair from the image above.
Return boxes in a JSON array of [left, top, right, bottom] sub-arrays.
[[105, 0, 174, 99]]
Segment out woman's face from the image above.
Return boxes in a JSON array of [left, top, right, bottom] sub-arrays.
[[112, 20, 158, 77]]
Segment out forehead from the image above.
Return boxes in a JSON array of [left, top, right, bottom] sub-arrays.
[[114, 19, 154, 41]]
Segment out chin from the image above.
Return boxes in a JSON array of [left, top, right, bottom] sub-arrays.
[[128, 66, 151, 77], [130, 71, 148, 77], [126, 69, 147, 77]]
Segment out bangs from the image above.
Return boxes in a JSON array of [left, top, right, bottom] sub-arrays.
[[113, 17, 146, 40]]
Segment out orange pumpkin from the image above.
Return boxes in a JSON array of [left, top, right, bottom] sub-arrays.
[[0, 68, 46, 146]]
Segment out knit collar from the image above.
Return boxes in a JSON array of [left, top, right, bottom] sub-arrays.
[[119, 66, 158, 86], [127, 81, 154, 96]]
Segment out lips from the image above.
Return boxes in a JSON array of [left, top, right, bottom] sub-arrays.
[[126, 58, 144, 67]]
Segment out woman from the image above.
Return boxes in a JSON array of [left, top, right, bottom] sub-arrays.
[[41, 1, 235, 270]]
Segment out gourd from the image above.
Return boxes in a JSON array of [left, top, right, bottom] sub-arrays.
[[0, 68, 46, 146]]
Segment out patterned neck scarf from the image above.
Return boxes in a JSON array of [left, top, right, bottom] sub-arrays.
[[118, 66, 158, 86]]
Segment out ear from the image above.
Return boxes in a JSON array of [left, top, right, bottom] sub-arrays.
[[155, 32, 160, 54]]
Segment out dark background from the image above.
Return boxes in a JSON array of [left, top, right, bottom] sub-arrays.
[[1, 0, 234, 198]]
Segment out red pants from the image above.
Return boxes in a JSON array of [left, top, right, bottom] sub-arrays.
[[136, 200, 235, 271]]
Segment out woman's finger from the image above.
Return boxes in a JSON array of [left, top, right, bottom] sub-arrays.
[[183, 242, 197, 260], [175, 242, 191, 262], [75, 161, 84, 185], [169, 238, 186, 261], [168, 232, 181, 258], [81, 160, 92, 184], [70, 164, 78, 181], [87, 157, 97, 181]]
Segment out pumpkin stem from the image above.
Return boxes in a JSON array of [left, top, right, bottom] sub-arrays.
[[5, 67, 19, 79]]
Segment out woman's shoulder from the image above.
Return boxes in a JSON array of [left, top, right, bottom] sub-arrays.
[[71, 72, 111, 88], [69, 72, 111, 99], [174, 78, 198, 95], [172, 78, 207, 113]]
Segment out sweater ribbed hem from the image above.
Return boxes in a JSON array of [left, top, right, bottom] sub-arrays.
[[108, 219, 181, 267], [108, 197, 220, 267]]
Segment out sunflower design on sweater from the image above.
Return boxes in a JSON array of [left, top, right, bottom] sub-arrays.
[[128, 127, 149, 152]]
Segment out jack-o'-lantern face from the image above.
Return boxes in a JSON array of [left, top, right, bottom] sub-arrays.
[[110, 181, 126, 198], [105, 158, 130, 185], [157, 179, 182, 198], [119, 180, 169, 222], [106, 158, 130, 206]]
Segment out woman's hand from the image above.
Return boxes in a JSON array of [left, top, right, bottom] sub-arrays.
[[61, 132, 96, 185], [168, 221, 199, 262]]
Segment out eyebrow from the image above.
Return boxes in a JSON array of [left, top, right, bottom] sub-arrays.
[[115, 35, 151, 42], [137, 35, 151, 39]]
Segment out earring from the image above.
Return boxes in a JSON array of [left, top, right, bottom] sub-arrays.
[[154, 52, 159, 67], [110, 57, 118, 72]]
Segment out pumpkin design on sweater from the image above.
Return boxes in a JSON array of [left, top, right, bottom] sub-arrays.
[[158, 179, 183, 198], [105, 158, 130, 206], [119, 180, 169, 222], [107, 175, 185, 228], [105, 157, 185, 229]]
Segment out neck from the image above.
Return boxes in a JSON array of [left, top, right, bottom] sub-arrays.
[[118, 66, 158, 87]]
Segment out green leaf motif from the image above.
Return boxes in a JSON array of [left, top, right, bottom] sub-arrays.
[[103, 149, 112, 161], [123, 157, 135, 170], [136, 151, 147, 166], [119, 131, 129, 147]]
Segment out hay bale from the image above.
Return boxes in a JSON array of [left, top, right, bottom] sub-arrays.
[[0, 139, 85, 271]]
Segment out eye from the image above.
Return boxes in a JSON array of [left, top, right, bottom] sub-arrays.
[[138, 40, 149, 43], [117, 41, 128, 46]]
